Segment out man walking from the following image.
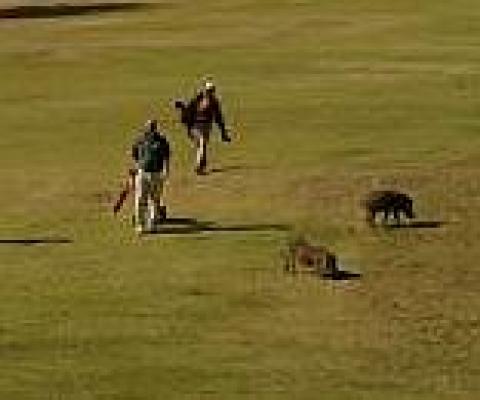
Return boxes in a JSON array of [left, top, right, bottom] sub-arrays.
[[131, 119, 170, 234], [175, 78, 231, 175]]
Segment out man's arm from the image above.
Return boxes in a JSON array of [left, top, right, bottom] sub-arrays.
[[131, 138, 140, 163], [213, 98, 231, 142], [184, 98, 198, 136], [163, 139, 171, 177], [174, 99, 191, 127]]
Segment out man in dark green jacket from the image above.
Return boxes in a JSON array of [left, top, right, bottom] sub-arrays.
[[132, 119, 170, 233]]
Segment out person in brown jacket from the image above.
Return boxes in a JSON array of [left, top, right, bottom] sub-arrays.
[[175, 78, 231, 175]]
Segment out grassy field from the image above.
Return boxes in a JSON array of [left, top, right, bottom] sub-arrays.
[[1, 0, 479, 398]]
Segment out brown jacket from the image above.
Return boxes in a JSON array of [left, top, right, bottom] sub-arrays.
[[183, 92, 227, 136]]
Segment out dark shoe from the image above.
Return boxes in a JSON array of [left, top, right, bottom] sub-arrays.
[[158, 206, 167, 221], [195, 166, 207, 175]]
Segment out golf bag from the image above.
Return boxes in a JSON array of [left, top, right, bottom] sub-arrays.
[[113, 168, 137, 215]]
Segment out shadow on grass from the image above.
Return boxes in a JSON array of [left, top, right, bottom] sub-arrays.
[[148, 217, 290, 235], [323, 270, 362, 281], [289, 268, 362, 281], [208, 164, 267, 175], [385, 220, 446, 230], [0, 2, 152, 19], [0, 238, 72, 245]]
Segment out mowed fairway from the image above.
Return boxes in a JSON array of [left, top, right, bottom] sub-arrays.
[[1, 0, 480, 398]]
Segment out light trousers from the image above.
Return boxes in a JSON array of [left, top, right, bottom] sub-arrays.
[[191, 123, 211, 172], [134, 170, 166, 232]]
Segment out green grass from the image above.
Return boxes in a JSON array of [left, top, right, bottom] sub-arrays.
[[1, 0, 479, 398]]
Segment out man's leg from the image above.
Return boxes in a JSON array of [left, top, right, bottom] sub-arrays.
[[134, 170, 148, 233], [149, 172, 166, 228], [198, 133, 207, 173], [141, 172, 155, 233], [192, 129, 205, 174], [193, 125, 210, 175]]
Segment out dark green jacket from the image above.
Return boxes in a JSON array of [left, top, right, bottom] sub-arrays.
[[132, 131, 170, 172]]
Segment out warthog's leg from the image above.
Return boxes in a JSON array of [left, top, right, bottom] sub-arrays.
[[366, 209, 376, 226], [326, 255, 337, 278], [283, 247, 296, 273], [393, 208, 401, 225], [382, 208, 390, 225], [280, 249, 290, 272]]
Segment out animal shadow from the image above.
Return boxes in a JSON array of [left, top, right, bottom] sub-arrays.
[[322, 269, 362, 281], [0, 2, 151, 19], [288, 264, 362, 281], [386, 220, 446, 229]]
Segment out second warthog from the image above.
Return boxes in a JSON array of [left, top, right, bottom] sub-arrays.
[[283, 237, 340, 278]]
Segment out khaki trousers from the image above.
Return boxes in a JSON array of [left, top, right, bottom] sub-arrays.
[[134, 170, 166, 232], [191, 123, 211, 172]]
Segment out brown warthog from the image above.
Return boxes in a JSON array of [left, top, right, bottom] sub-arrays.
[[283, 237, 339, 278]]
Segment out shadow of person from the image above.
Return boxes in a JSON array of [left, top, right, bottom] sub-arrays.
[[163, 217, 204, 226], [0, 237, 72, 245], [208, 164, 266, 175], [148, 217, 290, 235], [0, 2, 151, 19]]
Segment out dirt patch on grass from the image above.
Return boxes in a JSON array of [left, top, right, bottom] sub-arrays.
[[91, 190, 115, 205], [0, 2, 151, 19]]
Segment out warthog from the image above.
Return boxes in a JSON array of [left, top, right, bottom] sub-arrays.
[[364, 190, 415, 226], [283, 237, 339, 278]]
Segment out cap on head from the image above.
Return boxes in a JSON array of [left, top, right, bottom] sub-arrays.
[[145, 119, 158, 132], [203, 76, 216, 93], [205, 80, 215, 91]]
